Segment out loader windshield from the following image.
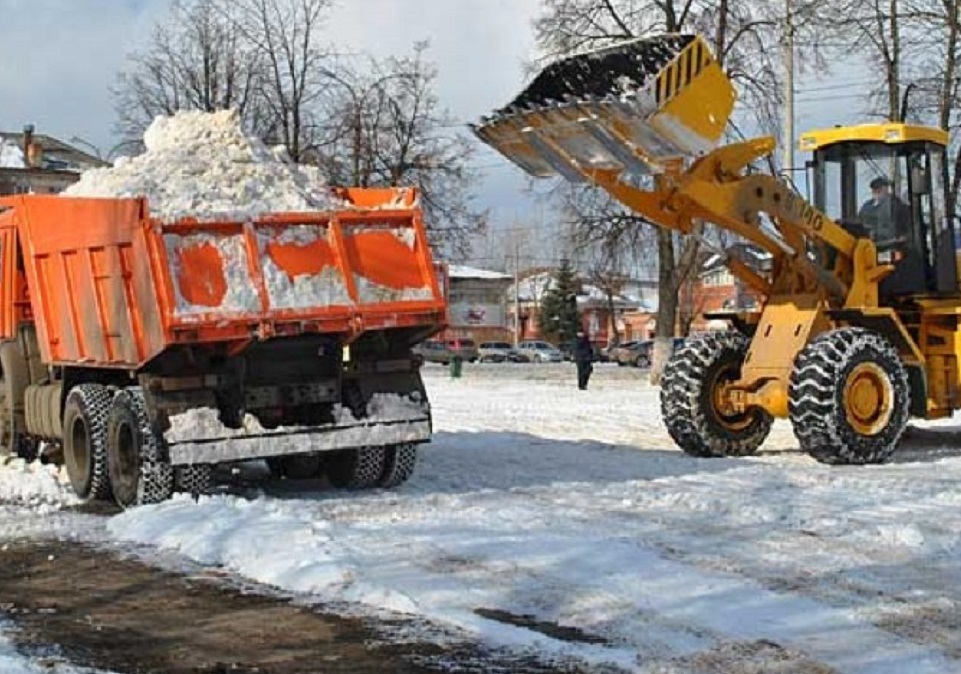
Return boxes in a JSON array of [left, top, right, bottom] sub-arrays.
[[814, 140, 949, 294]]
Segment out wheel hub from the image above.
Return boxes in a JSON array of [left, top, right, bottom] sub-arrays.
[[843, 362, 893, 436], [711, 364, 752, 432]]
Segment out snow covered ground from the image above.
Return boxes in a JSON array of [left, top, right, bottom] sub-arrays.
[[4, 363, 961, 672]]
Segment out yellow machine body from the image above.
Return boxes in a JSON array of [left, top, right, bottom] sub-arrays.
[[474, 33, 961, 438]]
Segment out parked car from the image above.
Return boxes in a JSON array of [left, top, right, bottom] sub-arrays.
[[412, 340, 451, 364], [618, 338, 687, 368], [413, 338, 480, 365], [447, 338, 480, 363], [616, 340, 651, 367], [515, 340, 564, 363], [478, 341, 523, 363], [610, 340, 639, 366]]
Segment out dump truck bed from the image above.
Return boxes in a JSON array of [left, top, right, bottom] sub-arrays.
[[0, 187, 446, 368]]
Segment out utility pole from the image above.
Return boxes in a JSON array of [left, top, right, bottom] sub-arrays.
[[513, 234, 521, 347], [783, 0, 795, 176]]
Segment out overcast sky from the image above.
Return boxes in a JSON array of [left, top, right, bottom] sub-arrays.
[[0, 0, 872, 267]]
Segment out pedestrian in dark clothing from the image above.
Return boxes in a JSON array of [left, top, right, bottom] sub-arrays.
[[574, 331, 594, 390]]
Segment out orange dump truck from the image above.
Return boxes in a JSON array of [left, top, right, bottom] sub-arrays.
[[0, 187, 446, 506]]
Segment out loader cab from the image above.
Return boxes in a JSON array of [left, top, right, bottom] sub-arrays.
[[802, 123, 956, 297]]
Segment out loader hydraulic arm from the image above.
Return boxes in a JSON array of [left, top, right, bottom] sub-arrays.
[[587, 137, 894, 309], [472, 33, 894, 311]]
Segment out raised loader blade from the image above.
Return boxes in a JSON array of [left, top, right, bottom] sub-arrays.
[[472, 34, 736, 179]]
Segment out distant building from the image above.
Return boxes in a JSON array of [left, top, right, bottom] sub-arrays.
[[505, 268, 648, 346], [681, 243, 772, 332], [0, 125, 107, 196], [444, 265, 513, 343]]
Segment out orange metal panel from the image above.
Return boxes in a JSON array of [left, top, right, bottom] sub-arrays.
[[0, 215, 16, 340], [1, 189, 447, 368]]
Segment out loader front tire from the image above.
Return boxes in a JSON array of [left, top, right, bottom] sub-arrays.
[[106, 388, 174, 507], [660, 331, 772, 458], [789, 328, 909, 465], [63, 384, 113, 502]]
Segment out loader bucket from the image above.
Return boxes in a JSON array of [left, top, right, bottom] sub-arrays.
[[472, 34, 736, 179]]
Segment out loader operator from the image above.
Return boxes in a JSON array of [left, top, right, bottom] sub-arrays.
[[858, 176, 910, 249]]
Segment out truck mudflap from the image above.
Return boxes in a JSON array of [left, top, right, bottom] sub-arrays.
[[164, 416, 432, 466]]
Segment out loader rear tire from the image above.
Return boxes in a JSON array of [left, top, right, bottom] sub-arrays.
[[660, 331, 772, 458], [378, 444, 417, 487], [63, 384, 113, 502], [789, 328, 908, 465], [327, 446, 387, 489], [106, 388, 174, 508]]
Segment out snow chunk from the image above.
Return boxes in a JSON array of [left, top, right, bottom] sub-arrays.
[[256, 226, 351, 309], [0, 457, 78, 510], [63, 110, 342, 221], [164, 232, 260, 315], [353, 275, 433, 303], [0, 140, 24, 169]]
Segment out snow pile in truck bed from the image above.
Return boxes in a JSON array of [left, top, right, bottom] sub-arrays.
[[0, 140, 25, 169], [63, 110, 342, 221]]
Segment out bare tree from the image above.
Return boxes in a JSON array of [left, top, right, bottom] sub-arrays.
[[321, 43, 486, 257], [114, 0, 266, 142], [227, 0, 336, 161]]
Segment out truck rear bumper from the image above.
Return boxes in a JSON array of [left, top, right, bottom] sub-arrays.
[[165, 417, 431, 465]]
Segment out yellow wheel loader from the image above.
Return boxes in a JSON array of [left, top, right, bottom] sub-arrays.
[[473, 34, 960, 464]]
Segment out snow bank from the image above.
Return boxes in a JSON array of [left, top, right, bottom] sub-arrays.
[[0, 458, 77, 510], [0, 140, 25, 169], [104, 367, 961, 673], [63, 110, 341, 221]]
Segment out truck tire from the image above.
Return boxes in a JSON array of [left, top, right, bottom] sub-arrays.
[[175, 464, 212, 497], [63, 384, 113, 501], [327, 447, 387, 489], [789, 328, 909, 465], [660, 331, 772, 457], [106, 388, 174, 507], [379, 444, 417, 487]]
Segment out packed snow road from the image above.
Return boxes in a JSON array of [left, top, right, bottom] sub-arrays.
[[3, 362, 961, 673]]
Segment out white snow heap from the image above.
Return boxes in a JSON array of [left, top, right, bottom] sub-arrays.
[[63, 109, 342, 221], [0, 139, 25, 169]]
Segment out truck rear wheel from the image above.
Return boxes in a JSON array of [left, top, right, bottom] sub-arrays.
[[789, 328, 909, 464], [327, 447, 387, 489], [175, 464, 212, 497], [660, 331, 772, 457], [106, 388, 174, 507], [379, 444, 417, 487], [63, 384, 113, 501]]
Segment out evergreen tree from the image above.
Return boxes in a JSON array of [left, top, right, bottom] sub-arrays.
[[538, 259, 582, 344]]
